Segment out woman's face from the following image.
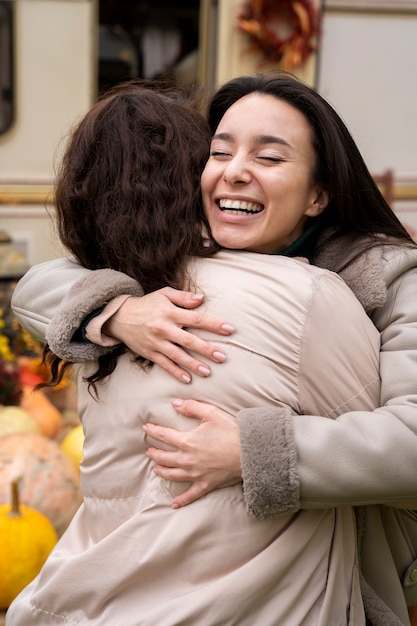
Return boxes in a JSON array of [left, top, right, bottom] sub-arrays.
[[201, 93, 328, 254]]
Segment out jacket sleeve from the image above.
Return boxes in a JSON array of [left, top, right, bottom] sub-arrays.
[[238, 262, 417, 518], [46, 270, 143, 361], [11, 258, 142, 360], [11, 258, 93, 341]]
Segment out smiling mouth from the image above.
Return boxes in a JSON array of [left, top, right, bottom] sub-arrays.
[[218, 199, 264, 215]]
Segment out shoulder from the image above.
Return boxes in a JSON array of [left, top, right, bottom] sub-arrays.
[[380, 245, 417, 286], [315, 232, 417, 313], [192, 251, 352, 328], [371, 245, 417, 331], [206, 249, 347, 294]]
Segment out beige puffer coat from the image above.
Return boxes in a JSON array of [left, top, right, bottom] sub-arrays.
[[10, 241, 417, 625], [8, 252, 380, 625]]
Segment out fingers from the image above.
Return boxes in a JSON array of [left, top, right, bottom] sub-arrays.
[[171, 398, 224, 421], [160, 287, 236, 336], [155, 333, 226, 373], [174, 307, 235, 336], [156, 311, 233, 368], [144, 423, 187, 450], [161, 288, 206, 309], [145, 410, 242, 509], [149, 352, 194, 384], [106, 288, 235, 382], [171, 484, 211, 508], [172, 327, 229, 363], [171, 477, 242, 509]]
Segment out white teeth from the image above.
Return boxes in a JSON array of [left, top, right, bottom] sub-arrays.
[[219, 199, 263, 213]]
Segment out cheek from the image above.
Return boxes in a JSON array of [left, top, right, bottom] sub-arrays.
[[200, 167, 213, 195], [201, 159, 225, 193]]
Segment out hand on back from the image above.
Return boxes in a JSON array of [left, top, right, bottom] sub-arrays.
[[104, 287, 235, 383]]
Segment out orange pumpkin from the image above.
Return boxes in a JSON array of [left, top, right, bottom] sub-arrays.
[[20, 385, 63, 439], [0, 432, 82, 536]]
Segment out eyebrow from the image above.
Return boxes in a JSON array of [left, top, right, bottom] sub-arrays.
[[212, 132, 292, 149], [257, 134, 292, 148]]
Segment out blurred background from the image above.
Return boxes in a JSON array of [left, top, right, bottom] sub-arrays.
[[0, 0, 416, 269]]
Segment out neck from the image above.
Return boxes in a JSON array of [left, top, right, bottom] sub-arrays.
[[279, 217, 324, 261]]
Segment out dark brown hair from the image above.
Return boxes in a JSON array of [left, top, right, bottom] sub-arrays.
[[56, 81, 217, 291], [47, 81, 218, 387]]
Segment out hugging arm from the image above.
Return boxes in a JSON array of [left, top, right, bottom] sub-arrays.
[[240, 259, 417, 516], [147, 263, 417, 515], [11, 258, 235, 376], [11, 258, 93, 342], [14, 255, 417, 512]]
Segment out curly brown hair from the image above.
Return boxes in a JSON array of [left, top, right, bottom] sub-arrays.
[[55, 80, 217, 291], [46, 81, 219, 387]]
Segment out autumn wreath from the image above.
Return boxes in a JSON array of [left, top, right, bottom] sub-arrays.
[[238, 0, 321, 71]]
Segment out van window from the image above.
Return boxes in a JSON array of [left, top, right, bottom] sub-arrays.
[[0, 0, 14, 135]]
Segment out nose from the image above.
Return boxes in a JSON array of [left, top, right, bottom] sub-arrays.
[[222, 154, 251, 184]]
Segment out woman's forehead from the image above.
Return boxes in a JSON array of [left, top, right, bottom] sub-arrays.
[[215, 93, 314, 150]]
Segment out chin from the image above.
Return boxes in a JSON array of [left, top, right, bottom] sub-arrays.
[[215, 239, 246, 250]]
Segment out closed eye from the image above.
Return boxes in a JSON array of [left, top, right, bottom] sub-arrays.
[[256, 156, 284, 163], [210, 150, 231, 159]]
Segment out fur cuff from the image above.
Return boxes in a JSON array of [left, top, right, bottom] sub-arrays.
[[46, 269, 143, 361], [237, 407, 300, 519], [359, 573, 405, 626]]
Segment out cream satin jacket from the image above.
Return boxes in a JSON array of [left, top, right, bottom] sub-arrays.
[[10, 241, 417, 624], [8, 252, 380, 626]]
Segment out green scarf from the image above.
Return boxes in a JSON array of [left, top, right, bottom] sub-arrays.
[[279, 217, 325, 261]]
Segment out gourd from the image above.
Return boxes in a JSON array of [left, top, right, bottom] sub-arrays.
[[20, 385, 63, 439], [0, 405, 40, 437], [0, 432, 82, 536], [0, 478, 58, 609], [61, 424, 84, 470]]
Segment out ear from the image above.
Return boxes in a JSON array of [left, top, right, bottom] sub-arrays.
[[305, 187, 329, 218]]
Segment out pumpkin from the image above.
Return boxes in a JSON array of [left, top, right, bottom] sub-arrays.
[[0, 478, 58, 609], [17, 358, 45, 388], [0, 406, 40, 437], [0, 432, 82, 536], [20, 385, 63, 439], [18, 356, 69, 392], [61, 424, 84, 471]]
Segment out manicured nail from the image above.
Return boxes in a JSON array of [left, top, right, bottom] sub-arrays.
[[191, 293, 204, 301], [142, 425, 148, 432], [181, 373, 191, 384], [213, 351, 226, 363], [172, 398, 184, 407], [221, 323, 235, 333], [197, 365, 211, 376]]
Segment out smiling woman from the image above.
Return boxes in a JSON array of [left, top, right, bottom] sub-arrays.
[[5, 77, 382, 626], [9, 73, 417, 626], [201, 93, 328, 253]]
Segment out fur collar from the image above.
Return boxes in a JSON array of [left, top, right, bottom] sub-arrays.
[[314, 232, 387, 314]]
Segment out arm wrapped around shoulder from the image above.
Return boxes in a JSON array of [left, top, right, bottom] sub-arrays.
[[47, 269, 143, 361]]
